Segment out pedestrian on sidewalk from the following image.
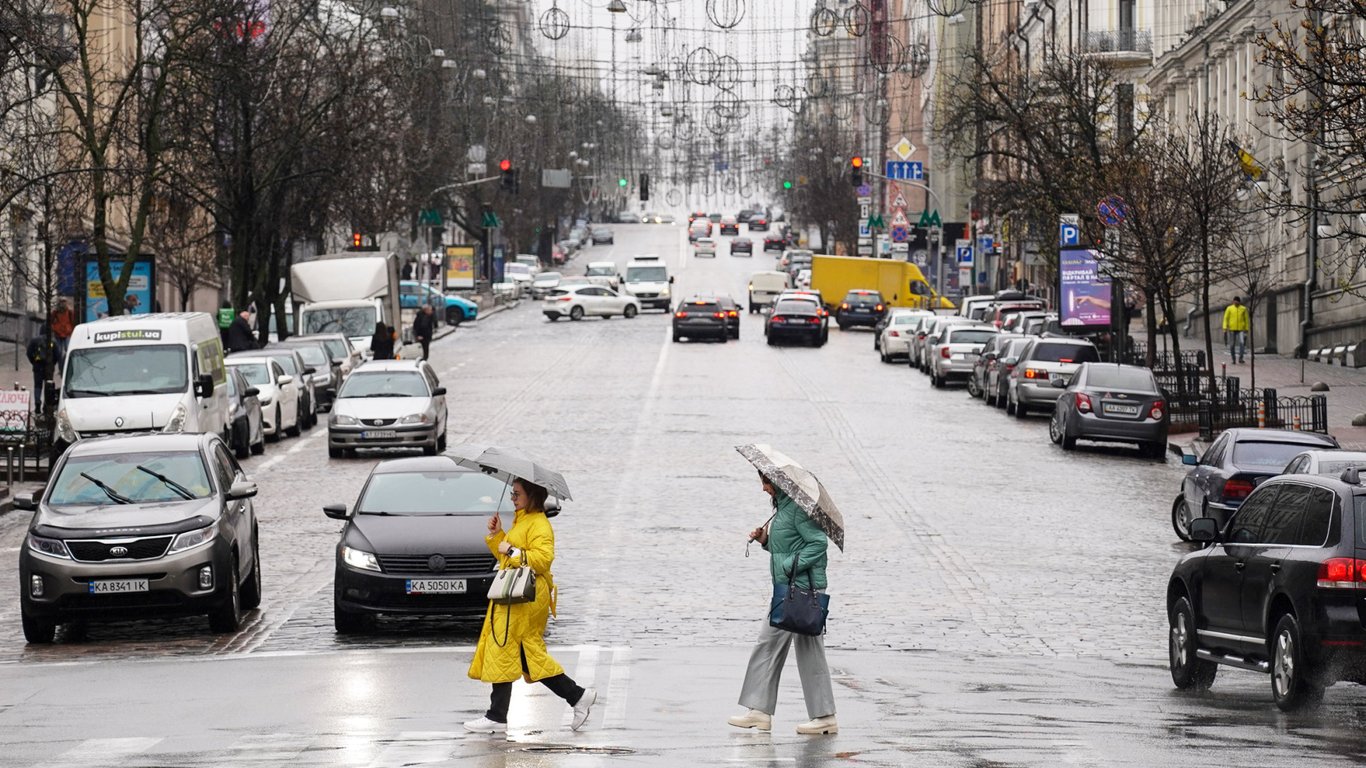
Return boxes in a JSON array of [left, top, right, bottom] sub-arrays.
[[48, 299, 75, 369], [728, 470, 838, 736], [413, 304, 434, 361], [1222, 296, 1249, 364], [369, 321, 395, 360], [225, 309, 258, 353], [26, 327, 55, 413], [465, 478, 596, 734]]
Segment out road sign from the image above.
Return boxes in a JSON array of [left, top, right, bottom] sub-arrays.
[[891, 208, 909, 227], [978, 235, 994, 255], [892, 193, 908, 209], [859, 223, 871, 238], [1097, 195, 1128, 227], [860, 203, 871, 219], [885, 161, 924, 181], [856, 184, 872, 197], [419, 208, 442, 226], [1059, 221, 1081, 247], [867, 214, 885, 229], [481, 210, 501, 228], [892, 137, 916, 160], [891, 225, 910, 243], [917, 209, 941, 228], [956, 239, 973, 266]]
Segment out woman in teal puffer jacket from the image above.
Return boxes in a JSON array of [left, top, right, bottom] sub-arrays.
[[726, 472, 837, 735]]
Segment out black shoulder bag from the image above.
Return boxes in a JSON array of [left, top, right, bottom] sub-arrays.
[[768, 556, 830, 636]]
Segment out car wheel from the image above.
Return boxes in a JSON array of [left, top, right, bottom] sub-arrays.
[[21, 610, 56, 644], [233, 420, 249, 459], [334, 599, 367, 634], [1171, 496, 1194, 541], [933, 371, 945, 389], [1005, 392, 1017, 416], [880, 349, 890, 364], [967, 376, 981, 398], [285, 404, 301, 437], [1049, 415, 1064, 445], [570, 306, 585, 321], [446, 307, 463, 326], [240, 532, 262, 610], [329, 444, 342, 459], [208, 553, 243, 633], [673, 332, 682, 343], [251, 426, 265, 455], [624, 304, 638, 319], [267, 407, 281, 442], [766, 335, 775, 346], [1272, 613, 1325, 711], [1169, 596, 1217, 691], [1014, 398, 1029, 418]]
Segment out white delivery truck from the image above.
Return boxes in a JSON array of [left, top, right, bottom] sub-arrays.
[[290, 252, 402, 357], [621, 255, 673, 311], [55, 313, 231, 457]]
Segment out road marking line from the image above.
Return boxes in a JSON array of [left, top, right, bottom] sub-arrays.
[[603, 647, 631, 729], [562, 646, 600, 727], [365, 732, 461, 767], [0, 644, 631, 667], [35, 737, 163, 768]]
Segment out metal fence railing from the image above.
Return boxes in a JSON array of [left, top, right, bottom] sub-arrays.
[[1187, 389, 1329, 440], [0, 410, 53, 489]]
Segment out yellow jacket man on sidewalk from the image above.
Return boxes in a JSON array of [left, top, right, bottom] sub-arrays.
[[1222, 296, 1249, 363]]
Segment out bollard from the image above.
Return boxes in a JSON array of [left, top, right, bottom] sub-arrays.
[[1257, 399, 1267, 429], [18, 444, 24, 483], [6, 445, 12, 492], [1293, 414, 1302, 431]]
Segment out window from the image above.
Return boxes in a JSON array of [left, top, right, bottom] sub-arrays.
[[338, 372, 429, 398], [1084, 366, 1157, 391], [948, 329, 998, 344], [1261, 484, 1310, 545], [1283, 456, 1306, 474], [357, 471, 510, 515], [1028, 343, 1100, 363], [1233, 441, 1324, 470], [1201, 434, 1229, 466], [210, 444, 235, 492], [64, 345, 189, 398], [47, 451, 213, 506], [1227, 486, 1277, 544], [1298, 489, 1335, 546]]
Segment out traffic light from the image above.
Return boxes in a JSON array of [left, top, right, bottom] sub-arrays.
[[783, 180, 793, 190], [850, 156, 864, 188], [640, 173, 650, 201], [618, 177, 628, 188], [351, 231, 363, 249], [500, 159, 519, 194]]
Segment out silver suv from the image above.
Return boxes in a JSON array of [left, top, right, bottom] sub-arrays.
[[929, 324, 998, 388], [18, 433, 261, 642], [1005, 336, 1101, 417]]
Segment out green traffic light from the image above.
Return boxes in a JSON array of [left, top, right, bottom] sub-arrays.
[[618, 178, 628, 187], [783, 180, 792, 189]]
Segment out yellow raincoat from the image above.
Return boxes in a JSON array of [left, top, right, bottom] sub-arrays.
[[468, 509, 564, 683]]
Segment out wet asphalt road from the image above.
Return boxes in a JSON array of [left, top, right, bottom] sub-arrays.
[[0, 224, 1362, 766]]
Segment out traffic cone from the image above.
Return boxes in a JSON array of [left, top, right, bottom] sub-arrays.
[[1257, 399, 1266, 429]]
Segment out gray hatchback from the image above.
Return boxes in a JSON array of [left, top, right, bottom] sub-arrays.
[[1048, 363, 1169, 458], [17, 433, 261, 642]]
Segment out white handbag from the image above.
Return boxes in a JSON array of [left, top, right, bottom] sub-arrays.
[[487, 552, 536, 605]]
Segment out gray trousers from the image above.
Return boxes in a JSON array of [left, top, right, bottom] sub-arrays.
[[738, 620, 836, 719]]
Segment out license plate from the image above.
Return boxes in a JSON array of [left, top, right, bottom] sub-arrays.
[[361, 430, 397, 439], [405, 579, 467, 594], [88, 579, 148, 594], [1103, 403, 1140, 416]]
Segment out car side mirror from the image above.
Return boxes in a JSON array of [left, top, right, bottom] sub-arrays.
[[669, 276, 675, 284], [226, 480, 258, 501], [1181, 453, 1199, 466], [1190, 517, 1219, 543], [13, 492, 37, 511], [244, 386, 260, 398], [277, 374, 294, 386], [323, 503, 350, 520], [432, 386, 447, 396], [984, 351, 998, 360], [304, 366, 317, 375], [332, 358, 345, 367], [195, 373, 214, 398], [1050, 378, 1067, 389]]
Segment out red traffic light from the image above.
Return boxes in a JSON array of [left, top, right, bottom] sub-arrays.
[[351, 231, 362, 248], [850, 156, 864, 168], [499, 159, 512, 172]]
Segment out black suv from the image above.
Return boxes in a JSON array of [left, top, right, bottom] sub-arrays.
[[835, 289, 887, 330], [672, 297, 728, 343], [1168, 471, 1366, 710]]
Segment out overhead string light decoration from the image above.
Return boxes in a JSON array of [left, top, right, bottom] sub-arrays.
[[705, 0, 745, 30], [810, 2, 838, 37], [539, 1, 570, 41]]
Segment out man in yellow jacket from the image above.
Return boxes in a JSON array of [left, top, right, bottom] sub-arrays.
[[1222, 296, 1250, 364]]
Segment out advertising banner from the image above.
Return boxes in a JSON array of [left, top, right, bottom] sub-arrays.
[[445, 245, 476, 289], [1058, 248, 1111, 328], [83, 259, 154, 322]]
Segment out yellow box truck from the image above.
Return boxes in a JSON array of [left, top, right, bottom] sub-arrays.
[[810, 255, 955, 311]]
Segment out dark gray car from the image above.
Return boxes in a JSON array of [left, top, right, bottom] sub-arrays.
[[17, 433, 261, 642], [1048, 363, 1169, 459], [277, 338, 341, 412]]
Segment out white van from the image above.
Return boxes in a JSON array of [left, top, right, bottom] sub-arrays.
[[55, 313, 231, 456], [621, 255, 673, 311], [747, 271, 790, 314]]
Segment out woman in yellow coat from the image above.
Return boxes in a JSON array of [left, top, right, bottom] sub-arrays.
[[464, 478, 596, 734]]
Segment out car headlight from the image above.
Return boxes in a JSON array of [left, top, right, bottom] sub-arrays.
[[27, 533, 70, 559], [56, 408, 76, 443], [163, 403, 188, 433], [341, 545, 381, 572], [332, 414, 358, 426], [169, 525, 216, 554], [398, 413, 432, 425], [661, 286, 671, 297]]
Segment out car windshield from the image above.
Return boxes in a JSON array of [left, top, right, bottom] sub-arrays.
[[1086, 366, 1156, 391], [286, 345, 328, 368], [64, 344, 189, 397], [587, 265, 615, 276], [1030, 343, 1100, 363], [358, 471, 508, 515], [947, 329, 997, 344], [844, 291, 882, 302], [231, 363, 271, 386], [266, 354, 300, 375], [302, 306, 375, 337], [338, 371, 429, 398], [891, 315, 920, 326], [681, 301, 719, 312], [1233, 441, 1329, 469], [48, 451, 212, 505], [626, 266, 667, 282], [320, 339, 348, 362]]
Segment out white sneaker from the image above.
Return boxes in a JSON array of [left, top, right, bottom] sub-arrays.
[[727, 709, 772, 731], [463, 716, 507, 734], [796, 715, 838, 735], [571, 688, 596, 731]]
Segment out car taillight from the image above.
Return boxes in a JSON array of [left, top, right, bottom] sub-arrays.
[[675, 311, 688, 318], [1222, 478, 1255, 501], [1318, 558, 1366, 589], [557, 296, 573, 302], [713, 312, 725, 319], [841, 302, 850, 310], [875, 304, 884, 312], [940, 347, 950, 358], [917, 332, 926, 339], [1059, 358, 1073, 364], [1075, 393, 1092, 412], [727, 311, 738, 317], [1150, 400, 1165, 420], [1023, 368, 1046, 379], [808, 317, 821, 324], [888, 330, 900, 337]]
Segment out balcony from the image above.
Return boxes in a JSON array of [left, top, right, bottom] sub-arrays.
[[1083, 29, 1153, 68]]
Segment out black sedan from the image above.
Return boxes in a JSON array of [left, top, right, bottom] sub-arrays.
[[1048, 363, 1168, 459], [1172, 427, 1339, 540], [730, 237, 753, 256], [766, 298, 827, 347], [1167, 472, 1366, 710], [225, 366, 265, 459], [834, 289, 887, 330], [764, 234, 786, 252], [672, 297, 729, 343], [748, 217, 771, 232], [327, 456, 512, 632], [276, 338, 341, 412], [715, 295, 742, 340]]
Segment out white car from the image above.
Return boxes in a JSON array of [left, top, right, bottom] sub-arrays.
[[226, 356, 301, 441], [795, 268, 812, 289], [504, 262, 535, 288], [530, 271, 562, 299], [878, 310, 932, 362], [584, 261, 620, 291], [694, 237, 717, 257], [543, 284, 641, 321]]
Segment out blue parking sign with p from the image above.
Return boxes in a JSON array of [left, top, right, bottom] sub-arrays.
[[1059, 222, 1080, 247]]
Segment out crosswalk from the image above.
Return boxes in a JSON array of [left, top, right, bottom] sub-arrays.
[[17, 647, 634, 768]]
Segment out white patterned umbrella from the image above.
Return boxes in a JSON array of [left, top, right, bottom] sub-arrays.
[[736, 444, 844, 551], [445, 443, 573, 501]]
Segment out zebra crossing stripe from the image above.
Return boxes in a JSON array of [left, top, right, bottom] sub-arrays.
[[363, 731, 461, 767], [36, 737, 163, 768], [562, 646, 600, 727], [604, 648, 631, 730]]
